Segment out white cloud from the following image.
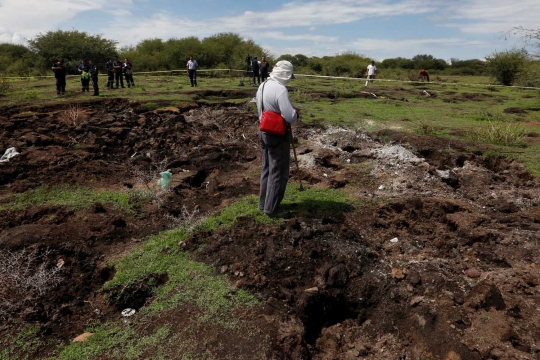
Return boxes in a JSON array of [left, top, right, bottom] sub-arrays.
[[0, 0, 132, 43], [262, 31, 338, 43], [440, 0, 540, 34], [102, 0, 437, 46]]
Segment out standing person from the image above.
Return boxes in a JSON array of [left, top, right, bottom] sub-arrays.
[[365, 60, 377, 87], [113, 56, 125, 88], [105, 58, 115, 89], [260, 56, 270, 82], [123, 58, 135, 88], [77, 59, 90, 92], [186, 55, 198, 87], [251, 56, 261, 85], [256, 60, 299, 217], [88, 60, 99, 96], [51, 58, 66, 96]]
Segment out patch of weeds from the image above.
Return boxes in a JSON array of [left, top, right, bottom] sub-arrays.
[[469, 120, 526, 147], [0, 186, 136, 213], [18, 91, 38, 102], [53, 324, 176, 360], [477, 108, 506, 122], [145, 102, 159, 111], [415, 118, 437, 135], [0, 325, 44, 360], [0, 78, 13, 95]]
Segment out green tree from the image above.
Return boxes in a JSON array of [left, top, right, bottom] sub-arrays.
[[485, 48, 529, 85], [27, 30, 118, 73]]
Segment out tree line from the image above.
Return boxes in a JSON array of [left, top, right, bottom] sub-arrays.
[[0, 30, 539, 86]]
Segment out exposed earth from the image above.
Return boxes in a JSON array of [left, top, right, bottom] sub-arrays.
[[0, 93, 539, 359]]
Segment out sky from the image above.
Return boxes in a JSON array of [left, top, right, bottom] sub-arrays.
[[0, 0, 538, 61]]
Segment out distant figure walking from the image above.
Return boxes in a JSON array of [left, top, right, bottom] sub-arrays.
[[365, 60, 377, 87], [419, 69, 430, 82], [186, 55, 198, 87], [252, 56, 261, 85], [260, 56, 270, 82], [51, 58, 66, 96]]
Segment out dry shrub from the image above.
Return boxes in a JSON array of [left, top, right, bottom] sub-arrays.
[[0, 248, 62, 319], [131, 156, 171, 207], [59, 104, 87, 126], [165, 205, 204, 232]]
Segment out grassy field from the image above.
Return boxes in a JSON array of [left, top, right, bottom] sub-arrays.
[[2, 72, 540, 175], [2, 72, 540, 358]]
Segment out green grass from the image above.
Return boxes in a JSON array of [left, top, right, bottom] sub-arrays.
[[0, 186, 136, 213], [0, 325, 45, 360], [50, 184, 352, 359]]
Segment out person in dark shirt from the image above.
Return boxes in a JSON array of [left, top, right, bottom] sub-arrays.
[[105, 58, 114, 89], [123, 58, 135, 88], [260, 56, 270, 82], [251, 56, 261, 85], [88, 60, 99, 96], [113, 56, 125, 88], [51, 58, 66, 95], [78, 59, 90, 92]]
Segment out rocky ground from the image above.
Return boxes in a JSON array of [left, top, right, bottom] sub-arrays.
[[0, 96, 539, 359]]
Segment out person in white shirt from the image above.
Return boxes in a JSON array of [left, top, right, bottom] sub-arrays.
[[186, 55, 198, 87], [256, 60, 300, 217], [365, 60, 377, 87]]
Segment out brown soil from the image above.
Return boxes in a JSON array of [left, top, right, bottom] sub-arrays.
[[1, 98, 540, 359]]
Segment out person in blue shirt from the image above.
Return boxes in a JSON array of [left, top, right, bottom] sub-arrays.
[[123, 58, 135, 88], [78, 59, 90, 92], [252, 56, 261, 85], [51, 58, 66, 96], [105, 58, 114, 89], [113, 56, 125, 88], [88, 60, 99, 96]]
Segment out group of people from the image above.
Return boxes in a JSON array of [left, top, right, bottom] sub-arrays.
[[51, 56, 135, 96], [251, 56, 270, 85]]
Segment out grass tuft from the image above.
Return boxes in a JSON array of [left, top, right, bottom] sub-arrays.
[[0, 186, 136, 213]]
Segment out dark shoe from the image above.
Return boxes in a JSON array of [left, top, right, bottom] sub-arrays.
[[265, 209, 292, 218]]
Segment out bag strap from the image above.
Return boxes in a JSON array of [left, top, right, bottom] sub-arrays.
[[260, 81, 267, 112]]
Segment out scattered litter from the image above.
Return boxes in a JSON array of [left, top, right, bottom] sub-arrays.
[[157, 170, 172, 188], [378, 185, 385, 190], [242, 133, 246, 139], [346, 159, 351, 163], [423, 90, 431, 97], [305, 287, 319, 293], [390, 238, 399, 243], [0, 147, 19, 163], [130, 152, 137, 158], [323, 173, 328, 178], [93, 308, 101, 315], [121, 308, 136, 317], [57, 259, 65, 270]]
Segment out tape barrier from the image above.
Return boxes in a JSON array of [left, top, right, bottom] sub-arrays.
[[2, 69, 540, 90]]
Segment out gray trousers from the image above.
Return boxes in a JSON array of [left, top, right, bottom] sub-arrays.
[[258, 130, 290, 215]]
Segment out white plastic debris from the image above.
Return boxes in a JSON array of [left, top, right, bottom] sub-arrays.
[[323, 173, 328, 178], [57, 259, 65, 270], [390, 238, 399, 243], [0, 147, 19, 162], [121, 308, 136, 317], [423, 90, 431, 97], [378, 185, 385, 190], [346, 159, 351, 163]]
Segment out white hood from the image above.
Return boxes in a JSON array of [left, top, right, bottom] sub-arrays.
[[269, 60, 295, 86]]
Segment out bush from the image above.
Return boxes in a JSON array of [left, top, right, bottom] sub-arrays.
[[485, 49, 529, 85], [469, 120, 525, 146], [515, 61, 540, 87]]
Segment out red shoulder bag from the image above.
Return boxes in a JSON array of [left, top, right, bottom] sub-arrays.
[[259, 82, 287, 135]]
